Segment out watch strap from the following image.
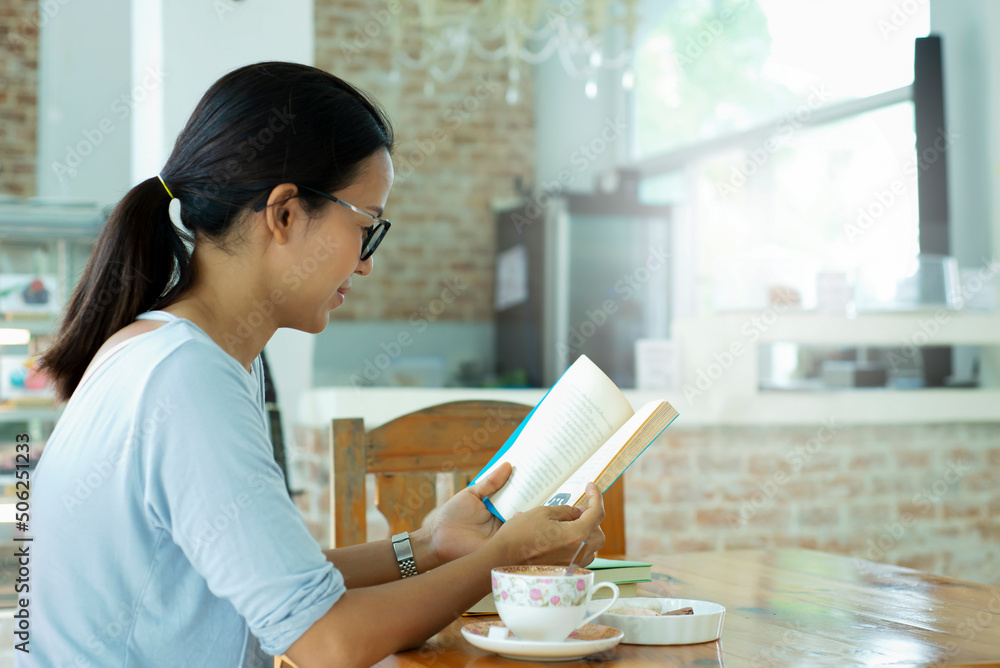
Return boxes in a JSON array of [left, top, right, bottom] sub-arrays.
[[391, 531, 418, 578]]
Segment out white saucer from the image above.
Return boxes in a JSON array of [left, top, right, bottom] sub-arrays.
[[461, 621, 624, 661]]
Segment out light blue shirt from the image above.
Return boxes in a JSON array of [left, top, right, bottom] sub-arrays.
[[25, 311, 344, 667]]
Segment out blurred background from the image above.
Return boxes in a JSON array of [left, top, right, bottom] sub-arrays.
[[1, 1, 999, 656]]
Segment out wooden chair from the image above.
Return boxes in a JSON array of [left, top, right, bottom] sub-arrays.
[[328, 400, 627, 554]]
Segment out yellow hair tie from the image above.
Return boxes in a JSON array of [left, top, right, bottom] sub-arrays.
[[157, 174, 175, 199]]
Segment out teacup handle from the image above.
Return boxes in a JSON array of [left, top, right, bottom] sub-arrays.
[[579, 582, 620, 628]]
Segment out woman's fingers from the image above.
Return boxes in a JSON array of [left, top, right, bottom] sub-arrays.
[[469, 462, 513, 500], [491, 483, 610, 565], [542, 487, 606, 560], [541, 504, 583, 522], [580, 482, 606, 523], [585, 525, 606, 557], [572, 485, 606, 559]]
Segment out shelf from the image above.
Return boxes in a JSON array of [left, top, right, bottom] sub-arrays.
[[0, 405, 61, 422], [659, 312, 1000, 424], [666, 388, 1000, 426], [0, 203, 105, 408], [684, 312, 1000, 346], [0, 314, 59, 335], [0, 201, 106, 239]]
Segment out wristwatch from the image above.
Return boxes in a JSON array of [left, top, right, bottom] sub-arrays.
[[391, 532, 418, 578]]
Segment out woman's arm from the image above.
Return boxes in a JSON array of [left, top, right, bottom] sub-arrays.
[[321, 463, 514, 588], [321, 528, 439, 588], [286, 485, 606, 668]]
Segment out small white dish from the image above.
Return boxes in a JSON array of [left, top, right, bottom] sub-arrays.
[[594, 597, 725, 645], [461, 621, 624, 661]]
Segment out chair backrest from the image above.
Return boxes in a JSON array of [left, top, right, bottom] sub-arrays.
[[329, 400, 626, 555]]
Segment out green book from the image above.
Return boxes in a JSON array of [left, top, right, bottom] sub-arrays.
[[587, 557, 653, 584]]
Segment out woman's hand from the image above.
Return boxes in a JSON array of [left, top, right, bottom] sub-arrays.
[[491, 482, 606, 567], [424, 462, 516, 566]]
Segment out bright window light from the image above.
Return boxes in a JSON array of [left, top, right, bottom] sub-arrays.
[[0, 329, 31, 345], [633, 0, 930, 312]]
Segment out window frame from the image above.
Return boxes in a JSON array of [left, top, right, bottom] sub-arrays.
[[627, 84, 913, 175]]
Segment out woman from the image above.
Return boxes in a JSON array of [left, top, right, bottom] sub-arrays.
[[30, 62, 605, 667]]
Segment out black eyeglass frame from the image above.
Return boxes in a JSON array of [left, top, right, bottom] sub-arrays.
[[252, 184, 391, 261]]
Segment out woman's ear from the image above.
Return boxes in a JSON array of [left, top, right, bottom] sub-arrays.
[[262, 183, 302, 245]]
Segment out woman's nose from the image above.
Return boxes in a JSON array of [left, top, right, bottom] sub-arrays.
[[355, 254, 373, 276]]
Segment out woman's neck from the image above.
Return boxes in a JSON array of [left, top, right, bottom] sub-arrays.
[[164, 288, 276, 374]]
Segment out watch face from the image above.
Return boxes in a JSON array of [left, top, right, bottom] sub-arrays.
[[393, 533, 414, 560]]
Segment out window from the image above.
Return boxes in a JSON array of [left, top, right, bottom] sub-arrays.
[[630, 0, 931, 313]]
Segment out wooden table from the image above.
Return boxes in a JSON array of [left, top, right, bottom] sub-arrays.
[[377, 549, 1000, 667]]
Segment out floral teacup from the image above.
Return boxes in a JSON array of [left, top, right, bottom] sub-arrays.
[[491, 565, 620, 641]]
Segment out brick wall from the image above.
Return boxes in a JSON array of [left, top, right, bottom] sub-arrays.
[[293, 422, 1000, 586], [628, 423, 1000, 585], [0, 0, 39, 197], [314, 0, 535, 321]]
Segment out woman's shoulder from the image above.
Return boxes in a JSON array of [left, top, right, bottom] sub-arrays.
[[81, 319, 169, 382], [87, 317, 249, 392]]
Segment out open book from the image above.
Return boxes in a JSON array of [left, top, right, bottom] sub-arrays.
[[473, 355, 678, 521]]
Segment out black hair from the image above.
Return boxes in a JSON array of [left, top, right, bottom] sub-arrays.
[[40, 61, 394, 401]]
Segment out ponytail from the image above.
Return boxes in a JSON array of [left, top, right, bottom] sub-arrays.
[[38, 177, 192, 401]]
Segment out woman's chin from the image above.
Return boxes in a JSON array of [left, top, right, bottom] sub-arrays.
[[292, 311, 333, 335], [318, 309, 335, 329]]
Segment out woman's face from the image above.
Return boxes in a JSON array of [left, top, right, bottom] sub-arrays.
[[275, 148, 394, 333]]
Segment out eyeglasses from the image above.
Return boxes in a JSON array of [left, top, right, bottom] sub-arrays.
[[253, 184, 391, 261]]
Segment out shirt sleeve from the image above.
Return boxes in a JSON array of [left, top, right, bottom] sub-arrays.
[[136, 340, 344, 656]]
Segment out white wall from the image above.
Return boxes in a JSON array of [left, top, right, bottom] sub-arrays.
[[139, 0, 315, 175], [37, 0, 132, 205]]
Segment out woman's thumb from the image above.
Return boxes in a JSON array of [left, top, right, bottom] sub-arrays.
[[471, 462, 513, 499]]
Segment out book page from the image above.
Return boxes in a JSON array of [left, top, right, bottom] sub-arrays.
[[482, 356, 635, 519], [542, 400, 678, 508]]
